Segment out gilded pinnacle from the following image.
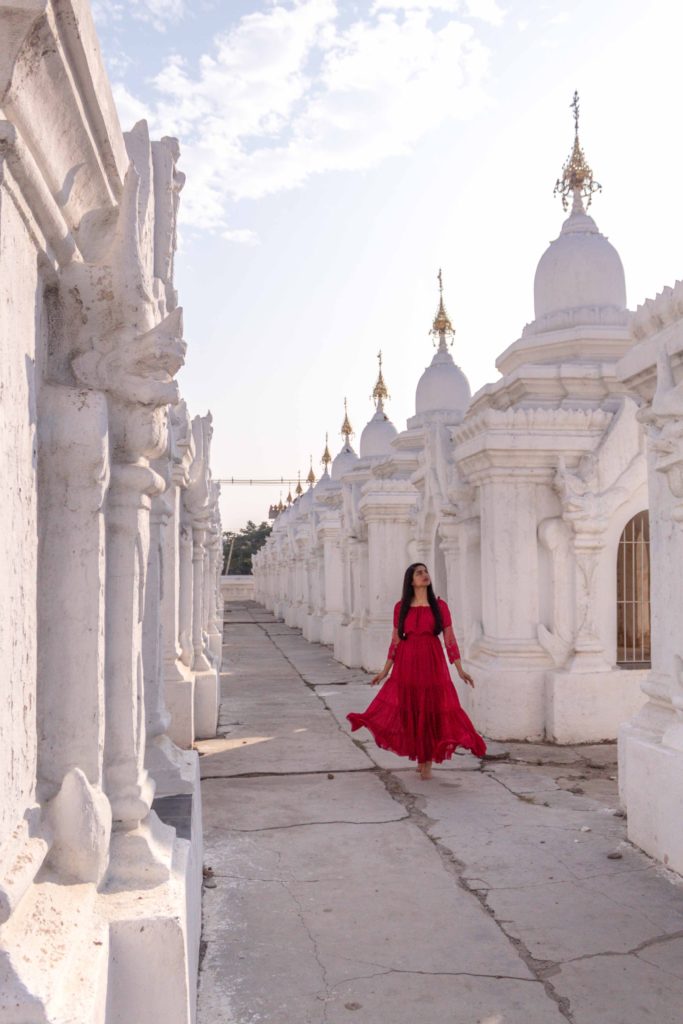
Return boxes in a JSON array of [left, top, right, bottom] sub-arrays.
[[306, 455, 316, 487], [553, 90, 601, 211], [321, 433, 332, 469], [431, 268, 454, 351], [295, 472, 303, 496], [372, 351, 390, 407], [341, 397, 353, 441]]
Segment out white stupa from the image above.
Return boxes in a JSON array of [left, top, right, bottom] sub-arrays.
[[413, 271, 471, 422], [499, 93, 629, 374], [529, 92, 626, 334], [359, 352, 398, 457]]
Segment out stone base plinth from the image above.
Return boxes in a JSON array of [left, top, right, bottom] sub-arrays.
[[362, 623, 391, 674], [545, 669, 648, 743], [334, 623, 363, 668], [619, 720, 683, 875], [456, 662, 548, 741], [303, 613, 322, 643], [194, 667, 219, 739], [458, 661, 648, 743], [166, 662, 196, 749], [0, 881, 109, 1023], [103, 837, 196, 1024], [321, 611, 341, 646]]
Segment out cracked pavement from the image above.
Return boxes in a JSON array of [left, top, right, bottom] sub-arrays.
[[196, 603, 683, 1024]]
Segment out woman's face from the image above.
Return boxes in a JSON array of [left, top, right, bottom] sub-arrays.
[[412, 564, 431, 588]]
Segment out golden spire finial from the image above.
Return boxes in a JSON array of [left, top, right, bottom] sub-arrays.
[[286, 487, 293, 505], [306, 454, 316, 487], [341, 397, 353, 442], [321, 432, 332, 471], [553, 90, 601, 212], [431, 268, 454, 350], [371, 350, 390, 408], [295, 471, 303, 496]]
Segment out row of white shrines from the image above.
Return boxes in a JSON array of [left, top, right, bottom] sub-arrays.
[[253, 124, 683, 881], [0, 3, 222, 1022]]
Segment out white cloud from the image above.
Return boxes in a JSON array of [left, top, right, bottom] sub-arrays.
[[222, 228, 261, 245], [93, 0, 185, 30], [112, 0, 495, 233], [371, 0, 505, 25]]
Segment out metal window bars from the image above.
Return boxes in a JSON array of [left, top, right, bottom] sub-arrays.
[[616, 510, 651, 668]]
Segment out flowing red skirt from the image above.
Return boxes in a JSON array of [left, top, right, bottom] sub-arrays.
[[347, 635, 486, 763]]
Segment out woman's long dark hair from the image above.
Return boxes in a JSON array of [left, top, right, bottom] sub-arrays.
[[397, 563, 443, 639]]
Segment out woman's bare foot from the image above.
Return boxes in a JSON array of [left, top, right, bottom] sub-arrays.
[[417, 762, 424, 774], [419, 762, 433, 780]]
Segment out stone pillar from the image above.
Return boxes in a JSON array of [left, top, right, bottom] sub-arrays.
[[478, 475, 544, 653], [178, 505, 194, 672], [321, 513, 344, 644], [163, 404, 196, 749], [359, 481, 416, 671], [66, 163, 187, 884], [438, 516, 481, 660], [457, 469, 551, 740], [184, 415, 219, 740], [36, 385, 112, 887], [205, 484, 223, 664], [537, 516, 574, 667], [143, 491, 173, 761]]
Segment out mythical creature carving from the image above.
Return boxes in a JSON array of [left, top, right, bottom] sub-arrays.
[[639, 345, 683, 515]]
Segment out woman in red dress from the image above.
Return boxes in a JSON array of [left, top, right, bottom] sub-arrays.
[[347, 563, 486, 780]]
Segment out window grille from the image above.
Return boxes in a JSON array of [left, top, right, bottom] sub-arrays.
[[616, 510, 651, 668]]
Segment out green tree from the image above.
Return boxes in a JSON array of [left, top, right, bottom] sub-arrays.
[[222, 520, 272, 575]]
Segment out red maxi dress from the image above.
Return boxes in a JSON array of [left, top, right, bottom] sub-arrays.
[[347, 599, 486, 763]]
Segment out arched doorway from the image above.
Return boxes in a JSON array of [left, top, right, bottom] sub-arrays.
[[616, 510, 651, 668]]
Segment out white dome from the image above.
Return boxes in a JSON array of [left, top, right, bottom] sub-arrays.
[[314, 468, 335, 494], [332, 441, 358, 480], [534, 204, 626, 320], [415, 349, 471, 417], [360, 407, 397, 457]]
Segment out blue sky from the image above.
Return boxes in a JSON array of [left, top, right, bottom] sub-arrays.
[[93, 0, 683, 529]]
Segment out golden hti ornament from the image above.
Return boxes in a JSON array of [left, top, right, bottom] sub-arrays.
[[553, 91, 601, 211]]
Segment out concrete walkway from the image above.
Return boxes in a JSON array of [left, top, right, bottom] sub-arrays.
[[197, 603, 683, 1024]]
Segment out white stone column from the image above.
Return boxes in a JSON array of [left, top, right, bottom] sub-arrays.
[[478, 474, 545, 653], [359, 481, 416, 672], [321, 513, 344, 644], [163, 417, 196, 749], [438, 517, 481, 659], [36, 385, 112, 887]]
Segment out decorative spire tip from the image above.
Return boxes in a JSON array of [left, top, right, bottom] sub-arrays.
[[321, 432, 332, 469], [553, 90, 601, 212], [431, 268, 454, 351], [306, 454, 316, 487], [371, 350, 390, 408], [341, 397, 353, 442]]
